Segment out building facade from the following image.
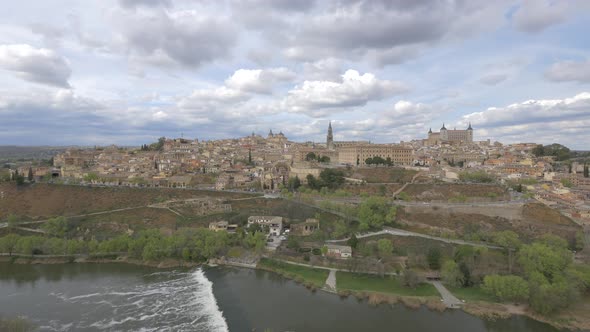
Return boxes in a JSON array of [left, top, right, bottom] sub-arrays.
[[427, 123, 473, 145], [337, 144, 413, 166]]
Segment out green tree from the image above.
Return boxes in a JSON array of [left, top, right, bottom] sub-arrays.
[[27, 167, 33, 182], [318, 168, 345, 189], [347, 233, 359, 249], [518, 242, 571, 283], [377, 239, 393, 258], [358, 197, 396, 230], [287, 176, 301, 191], [482, 274, 529, 302], [441, 260, 464, 287], [403, 269, 420, 288], [305, 152, 317, 161], [492, 230, 522, 249], [0, 234, 19, 255], [584, 163, 589, 178], [7, 214, 19, 230], [142, 239, 161, 261], [42, 217, 68, 238], [287, 236, 300, 250], [245, 232, 266, 253], [427, 247, 442, 270], [561, 178, 573, 188], [321, 245, 328, 256]]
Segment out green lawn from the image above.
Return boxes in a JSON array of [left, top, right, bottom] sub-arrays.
[[258, 258, 329, 288], [336, 272, 439, 297], [447, 286, 497, 303]]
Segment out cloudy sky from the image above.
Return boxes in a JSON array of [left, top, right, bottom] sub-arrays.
[[1, 0, 589, 149]]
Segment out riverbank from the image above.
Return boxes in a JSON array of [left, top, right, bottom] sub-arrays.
[[0, 255, 200, 269], [1, 255, 585, 331]]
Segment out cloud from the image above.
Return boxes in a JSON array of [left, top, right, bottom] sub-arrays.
[[545, 59, 590, 83], [116, 8, 237, 68], [225, 67, 296, 94], [302, 58, 343, 81], [119, 0, 172, 9], [460, 92, 590, 147], [282, 69, 408, 117], [479, 73, 509, 85], [512, 0, 569, 33], [279, 0, 511, 65], [178, 87, 250, 112], [234, 0, 316, 13], [0, 44, 72, 88]]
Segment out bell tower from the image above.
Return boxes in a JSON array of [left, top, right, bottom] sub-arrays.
[[327, 121, 334, 150]]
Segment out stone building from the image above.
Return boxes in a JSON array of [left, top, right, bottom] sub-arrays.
[[337, 144, 414, 166], [427, 123, 473, 145]]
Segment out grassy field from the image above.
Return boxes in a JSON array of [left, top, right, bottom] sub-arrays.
[[0, 183, 254, 219], [447, 285, 496, 303], [336, 272, 439, 297], [258, 258, 329, 288]]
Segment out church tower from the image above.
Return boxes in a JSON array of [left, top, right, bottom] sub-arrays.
[[327, 121, 334, 150], [440, 123, 448, 141]]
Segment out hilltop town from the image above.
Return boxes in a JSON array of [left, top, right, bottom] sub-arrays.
[[1, 123, 590, 330], [6, 123, 590, 225]]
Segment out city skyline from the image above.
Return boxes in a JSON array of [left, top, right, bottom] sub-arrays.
[[1, 1, 590, 148]]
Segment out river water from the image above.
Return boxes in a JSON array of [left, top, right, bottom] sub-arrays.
[[0, 263, 561, 332]]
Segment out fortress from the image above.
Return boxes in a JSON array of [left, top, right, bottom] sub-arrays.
[[426, 123, 473, 146]]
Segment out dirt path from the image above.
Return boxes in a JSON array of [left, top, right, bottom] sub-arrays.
[[392, 171, 421, 198]]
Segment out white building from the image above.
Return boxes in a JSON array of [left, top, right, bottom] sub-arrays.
[[247, 216, 283, 236]]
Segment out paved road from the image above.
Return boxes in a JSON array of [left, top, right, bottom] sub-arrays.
[[324, 269, 337, 291], [327, 227, 503, 250], [275, 258, 398, 276], [431, 281, 463, 308]]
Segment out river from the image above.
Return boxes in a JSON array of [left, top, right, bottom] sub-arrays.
[[0, 263, 561, 332]]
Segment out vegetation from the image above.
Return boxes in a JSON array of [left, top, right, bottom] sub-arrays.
[[358, 197, 397, 231], [482, 275, 529, 302], [376, 239, 393, 258], [0, 227, 267, 262], [532, 143, 571, 161], [365, 156, 393, 166], [305, 152, 330, 163], [337, 272, 438, 297], [41, 216, 68, 237], [441, 260, 464, 287], [458, 170, 494, 183], [0, 316, 36, 332], [440, 234, 590, 316], [258, 258, 329, 288], [427, 247, 442, 270], [287, 176, 301, 192], [306, 169, 345, 190]]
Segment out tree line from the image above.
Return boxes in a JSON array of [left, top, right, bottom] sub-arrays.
[[441, 234, 590, 315], [0, 226, 268, 262]]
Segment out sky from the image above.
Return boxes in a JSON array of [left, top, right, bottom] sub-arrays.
[[0, 0, 589, 149]]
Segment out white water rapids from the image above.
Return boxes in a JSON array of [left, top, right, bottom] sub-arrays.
[[45, 269, 229, 332]]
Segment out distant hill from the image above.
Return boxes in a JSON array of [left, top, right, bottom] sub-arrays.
[[0, 146, 72, 162]]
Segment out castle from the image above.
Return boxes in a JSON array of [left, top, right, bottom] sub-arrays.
[[426, 123, 473, 145]]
